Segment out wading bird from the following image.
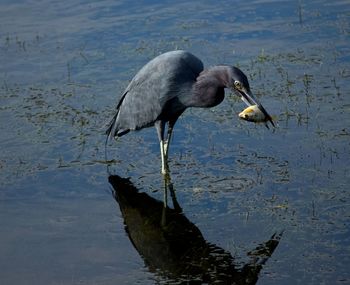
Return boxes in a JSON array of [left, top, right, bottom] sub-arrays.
[[106, 50, 273, 175]]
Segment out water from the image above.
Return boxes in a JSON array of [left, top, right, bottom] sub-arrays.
[[1, 0, 349, 284]]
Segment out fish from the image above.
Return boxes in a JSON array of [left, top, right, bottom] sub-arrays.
[[239, 105, 266, 122], [239, 105, 275, 128]]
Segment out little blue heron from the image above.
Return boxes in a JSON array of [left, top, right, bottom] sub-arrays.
[[106, 50, 273, 175]]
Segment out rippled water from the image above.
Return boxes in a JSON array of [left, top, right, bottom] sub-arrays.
[[1, 1, 349, 284]]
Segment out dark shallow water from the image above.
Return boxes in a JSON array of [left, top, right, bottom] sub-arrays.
[[1, 0, 350, 284]]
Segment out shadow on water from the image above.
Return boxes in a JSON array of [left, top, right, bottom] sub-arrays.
[[109, 175, 283, 284]]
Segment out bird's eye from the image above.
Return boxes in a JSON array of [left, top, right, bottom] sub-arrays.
[[234, 81, 242, 90]]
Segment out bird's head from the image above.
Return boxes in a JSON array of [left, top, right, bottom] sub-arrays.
[[229, 66, 275, 127]]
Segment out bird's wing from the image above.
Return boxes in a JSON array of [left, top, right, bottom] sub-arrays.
[[107, 51, 203, 138]]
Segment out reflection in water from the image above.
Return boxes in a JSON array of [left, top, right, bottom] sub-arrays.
[[109, 175, 282, 284]]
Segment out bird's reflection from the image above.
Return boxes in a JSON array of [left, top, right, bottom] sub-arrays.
[[109, 175, 282, 284]]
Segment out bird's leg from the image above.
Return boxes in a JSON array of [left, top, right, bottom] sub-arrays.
[[155, 121, 169, 175], [159, 140, 169, 175], [164, 124, 173, 159], [163, 140, 169, 160]]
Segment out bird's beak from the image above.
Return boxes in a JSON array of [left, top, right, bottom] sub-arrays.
[[238, 89, 275, 127]]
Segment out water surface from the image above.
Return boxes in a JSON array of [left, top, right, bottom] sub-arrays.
[[1, 0, 350, 284]]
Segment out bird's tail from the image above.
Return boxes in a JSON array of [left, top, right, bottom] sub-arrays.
[[104, 112, 119, 167], [105, 91, 130, 141], [105, 112, 118, 141]]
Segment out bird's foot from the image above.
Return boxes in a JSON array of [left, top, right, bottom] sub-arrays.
[[161, 165, 170, 177], [161, 164, 172, 184]]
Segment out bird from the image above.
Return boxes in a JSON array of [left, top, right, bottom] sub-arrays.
[[106, 50, 274, 175]]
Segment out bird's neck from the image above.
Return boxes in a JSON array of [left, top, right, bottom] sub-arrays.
[[191, 66, 231, 108], [205, 66, 232, 86]]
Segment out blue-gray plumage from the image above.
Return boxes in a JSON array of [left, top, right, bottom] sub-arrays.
[[106, 50, 273, 175]]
